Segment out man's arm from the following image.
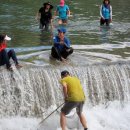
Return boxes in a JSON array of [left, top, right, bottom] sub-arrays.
[[100, 5, 104, 19], [63, 38, 71, 48], [36, 7, 42, 21], [53, 6, 59, 18], [53, 36, 66, 46], [54, 10, 58, 18], [35, 12, 41, 21], [67, 10, 70, 16], [65, 5, 70, 17], [110, 6, 112, 22], [62, 82, 68, 101], [53, 36, 60, 46]]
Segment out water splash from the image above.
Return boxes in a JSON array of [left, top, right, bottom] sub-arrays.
[[0, 62, 130, 118]]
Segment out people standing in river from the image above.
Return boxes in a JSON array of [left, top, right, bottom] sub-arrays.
[[0, 34, 22, 71], [60, 70, 88, 130], [36, 2, 53, 31], [51, 27, 73, 62], [54, 0, 70, 25], [100, 0, 112, 26]]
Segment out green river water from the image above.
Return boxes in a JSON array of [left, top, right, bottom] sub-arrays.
[[0, 0, 130, 64]]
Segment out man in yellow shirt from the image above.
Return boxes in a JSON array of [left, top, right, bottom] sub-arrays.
[[60, 70, 88, 130]]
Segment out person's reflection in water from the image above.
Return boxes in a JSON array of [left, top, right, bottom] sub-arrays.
[[100, 26, 111, 44], [39, 28, 54, 46]]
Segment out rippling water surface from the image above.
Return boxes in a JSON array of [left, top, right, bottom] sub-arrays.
[[0, 0, 130, 65], [0, 1, 130, 130]]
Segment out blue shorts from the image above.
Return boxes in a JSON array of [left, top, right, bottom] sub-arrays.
[[59, 18, 68, 23]]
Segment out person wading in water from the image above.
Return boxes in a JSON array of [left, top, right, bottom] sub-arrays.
[[36, 2, 53, 31], [100, 0, 112, 26], [54, 0, 70, 25]]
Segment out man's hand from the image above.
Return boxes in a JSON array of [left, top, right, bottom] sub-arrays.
[[60, 40, 64, 44], [61, 57, 67, 62], [35, 16, 40, 21], [101, 17, 105, 20], [59, 32, 65, 44], [66, 49, 71, 52]]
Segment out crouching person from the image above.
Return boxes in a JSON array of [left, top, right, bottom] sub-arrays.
[[51, 28, 73, 61]]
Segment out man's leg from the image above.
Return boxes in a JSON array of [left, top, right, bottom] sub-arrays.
[[8, 49, 19, 65], [39, 22, 43, 29], [61, 47, 73, 59], [68, 47, 73, 55], [0, 49, 11, 69], [100, 18, 105, 26], [76, 102, 88, 130], [106, 19, 110, 26], [62, 19, 68, 26], [45, 22, 49, 31], [60, 102, 78, 130], [0, 51, 2, 66], [58, 19, 63, 25], [78, 113, 88, 130], [60, 112, 66, 130], [8, 49, 22, 68], [51, 47, 62, 61], [40, 19, 45, 30]]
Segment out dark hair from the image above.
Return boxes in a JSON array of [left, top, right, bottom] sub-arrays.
[[61, 70, 69, 77], [0, 34, 5, 43], [43, 2, 53, 9], [103, 0, 110, 4]]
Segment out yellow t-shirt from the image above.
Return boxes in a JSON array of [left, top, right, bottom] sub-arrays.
[[60, 76, 85, 102]]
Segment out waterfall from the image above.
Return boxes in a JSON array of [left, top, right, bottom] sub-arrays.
[[0, 62, 130, 118]]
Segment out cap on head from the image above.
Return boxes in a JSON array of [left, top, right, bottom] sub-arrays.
[[5, 35, 11, 40], [60, 0, 65, 7], [61, 70, 69, 77], [57, 27, 66, 33], [0, 34, 11, 43], [43, 2, 53, 9]]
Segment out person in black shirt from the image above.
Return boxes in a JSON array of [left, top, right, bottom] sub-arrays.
[[36, 2, 53, 31]]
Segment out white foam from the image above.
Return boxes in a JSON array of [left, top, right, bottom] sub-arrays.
[[0, 101, 128, 130], [0, 117, 39, 130]]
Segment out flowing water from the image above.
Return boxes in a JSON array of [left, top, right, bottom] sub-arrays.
[[0, 0, 130, 63], [0, 0, 130, 130]]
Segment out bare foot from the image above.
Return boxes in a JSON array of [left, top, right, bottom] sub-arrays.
[[61, 57, 67, 63], [15, 64, 22, 69], [7, 66, 13, 71]]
